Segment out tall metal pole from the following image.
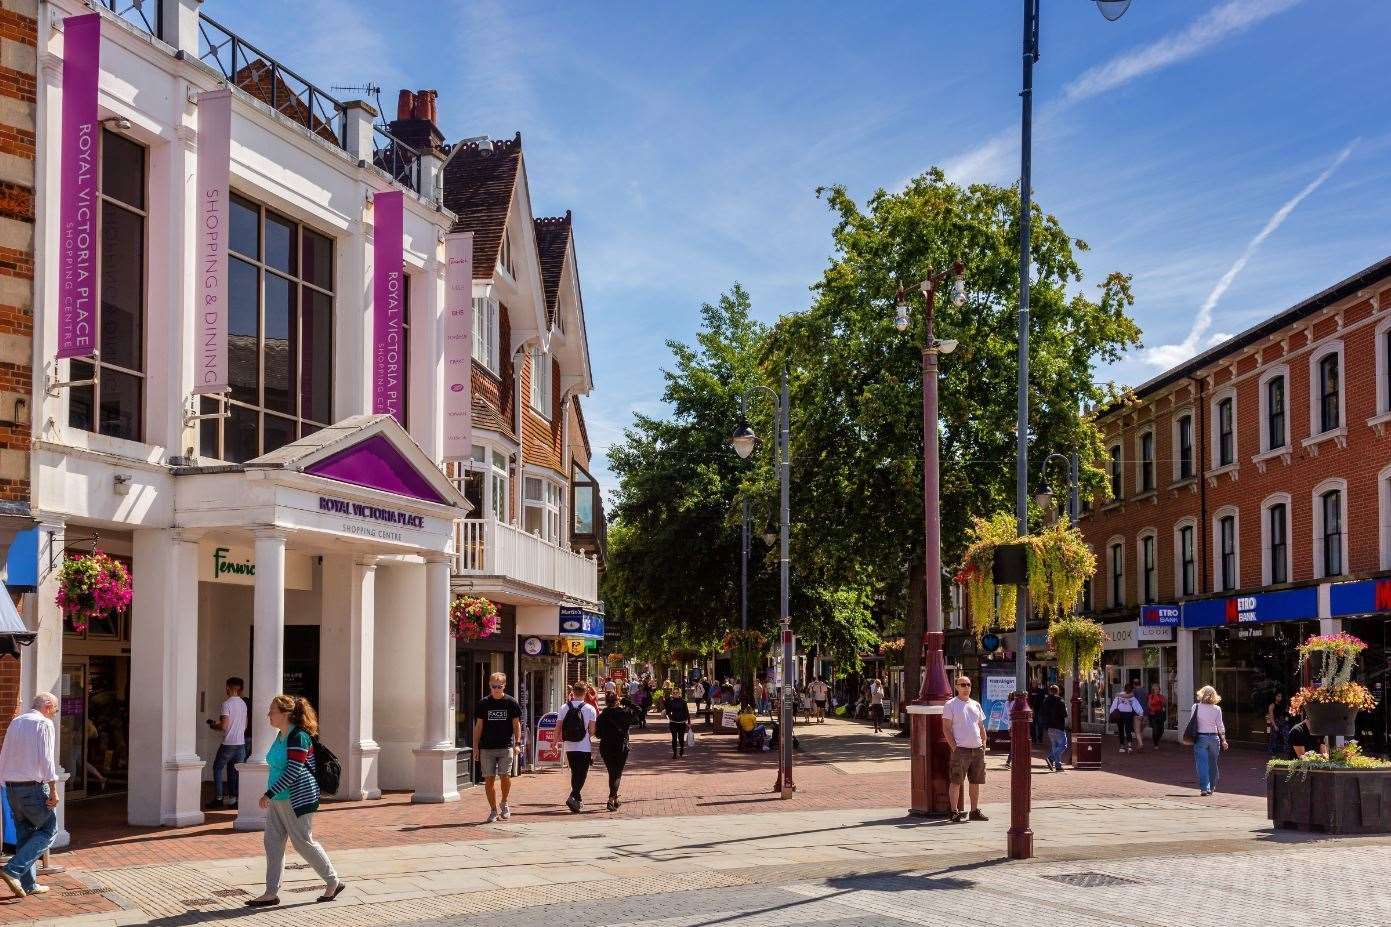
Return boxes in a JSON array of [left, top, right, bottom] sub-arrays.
[[1008, 0, 1039, 863], [778, 367, 795, 798]]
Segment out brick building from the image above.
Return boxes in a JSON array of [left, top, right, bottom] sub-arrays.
[[1077, 256, 1391, 749]]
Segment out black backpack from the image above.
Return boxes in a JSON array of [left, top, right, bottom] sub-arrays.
[[310, 736, 342, 796], [562, 701, 588, 742]]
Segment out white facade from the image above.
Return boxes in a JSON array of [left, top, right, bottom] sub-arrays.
[[29, 0, 471, 834]]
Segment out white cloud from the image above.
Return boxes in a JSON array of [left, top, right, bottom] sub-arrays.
[[1142, 140, 1358, 367], [942, 0, 1302, 184]]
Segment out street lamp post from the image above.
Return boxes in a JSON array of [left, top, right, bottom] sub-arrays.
[[896, 263, 965, 818], [731, 369, 795, 797], [1010, 0, 1130, 861]]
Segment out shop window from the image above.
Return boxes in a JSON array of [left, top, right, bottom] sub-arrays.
[[1108, 444, 1122, 500], [1313, 481, 1346, 578], [1262, 496, 1290, 586], [1214, 393, 1235, 468], [1175, 522, 1196, 598], [1137, 432, 1154, 494], [200, 194, 333, 462], [529, 347, 552, 419], [524, 475, 562, 543], [472, 297, 499, 373], [70, 129, 146, 442], [1175, 414, 1193, 481], [1216, 510, 1238, 592]]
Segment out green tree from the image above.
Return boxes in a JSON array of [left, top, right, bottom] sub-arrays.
[[765, 168, 1140, 691]]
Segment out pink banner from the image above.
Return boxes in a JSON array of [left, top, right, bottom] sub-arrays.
[[372, 191, 405, 423], [56, 13, 101, 360], [194, 90, 232, 394], [442, 231, 474, 460]]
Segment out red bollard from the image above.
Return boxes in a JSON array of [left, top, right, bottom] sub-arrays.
[[1007, 691, 1034, 860]]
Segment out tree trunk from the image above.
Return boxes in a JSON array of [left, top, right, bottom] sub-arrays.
[[905, 555, 925, 701]]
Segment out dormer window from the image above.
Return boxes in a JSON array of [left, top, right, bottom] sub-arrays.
[[497, 232, 516, 279]]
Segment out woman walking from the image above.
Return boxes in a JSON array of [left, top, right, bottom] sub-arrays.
[[1109, 683, 1144, 753], [596, 692, 639, 811], [1265, 691, 1290, 757], [1146, 683, 1167, 748], [1189, 686, 1228, 796], [664, 684, 691, 759], [246, 695, 343, 908]]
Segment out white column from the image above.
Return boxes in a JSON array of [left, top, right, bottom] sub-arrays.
[[235, 529, 286, 831], [412, 555, 458, 802], [320, 553, 380, 800], [1176, 627, 1196, 731], [29, 521, 70, 845], [1318, 581, 1339, 636]]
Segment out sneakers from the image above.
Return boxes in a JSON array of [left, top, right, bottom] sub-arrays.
[[499, 803, 512, 820], [948, 811, 965, 823], [0, 871, 25, 898], [968, 809, 989, 822], [565, 796, 582, 813], [27, 885, 49, 895], [485, 808, 499, 824]]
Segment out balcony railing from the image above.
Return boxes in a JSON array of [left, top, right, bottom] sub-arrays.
[[197, 12, 347, 148], [98, 0, 162, 40], [455, 517, 599, 605], [373, 125, 423, 194]]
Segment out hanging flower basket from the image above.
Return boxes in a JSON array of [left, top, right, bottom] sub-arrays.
[[1048, 616, 1105, 677], [721, 629, 767, 679], [449, 595, 500, 641], [55, 550, 132, 634], [879, 638, 905, 666], [1289, 633, 1375, 736], [957, 512, 1096, 638]]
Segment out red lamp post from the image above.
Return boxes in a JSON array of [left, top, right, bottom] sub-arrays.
[[899, 263, 964, 818]]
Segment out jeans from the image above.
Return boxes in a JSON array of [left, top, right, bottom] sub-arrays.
[[1046, 728, 1069, 769], [1149, 712, 1166, 747], [566, 751, 592, 801], [1115, 715, 1136, 747], [1194, 733, 1221, 792], [3, 783, 57, 891], [212, 743, 247, 800], [263, 799, 335, 896], [670, 722, 688, 757], [600, 745, 628, 797]]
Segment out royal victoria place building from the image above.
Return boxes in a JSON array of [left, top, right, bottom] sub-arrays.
[[21, 0, 601, 837]]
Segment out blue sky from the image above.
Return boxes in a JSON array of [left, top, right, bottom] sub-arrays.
[[224, 0, 1391, 493]]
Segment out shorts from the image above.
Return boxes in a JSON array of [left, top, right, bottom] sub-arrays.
[[949, 746, 987, 785], [478, 747, 515, 779], [814, 699, 827, 709], [870, 704, 885, 721]]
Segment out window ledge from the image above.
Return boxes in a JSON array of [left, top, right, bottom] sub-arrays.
[[1101, 501, 1123, 513], [1133, 490, 1157, 504], [1301, 427, 1347, 456], [1168, 477, 1197, 495], [1206, 463, 1239, 486], [1368, 411, 1391, 436], [1251, 446, 1292, 473]]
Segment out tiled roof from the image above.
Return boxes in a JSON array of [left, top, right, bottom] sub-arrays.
[[443, 132, 523, 278], [534, 211, 572, 329], [472, 394, 517, 442]]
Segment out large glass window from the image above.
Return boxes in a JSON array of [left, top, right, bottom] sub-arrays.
[[455, 444, 510, 521], [201, 194, 333, 462], [1322, 490, 1343, 576], [1269, 503, 1288, 585], [1108, 445, 1122, 499], [1179, 525, 1195, 597], [1217, 397, 1234, 467], [70, 130, 146, 441], [1220, 515, 1237, 592], [1266, 376, 1285, 450], [524, 475, 562, 543], [1139, 432, 1154, 493], [1141, 535, 1155, 604], [1178, 415, 1193, 480], [1318, 353, 1340, 433]]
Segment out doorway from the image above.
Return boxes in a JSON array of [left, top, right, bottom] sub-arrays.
[[59, 655, 130, 799]]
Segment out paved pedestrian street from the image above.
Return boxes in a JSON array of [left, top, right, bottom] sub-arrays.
[[4, 718, 1387, 926]]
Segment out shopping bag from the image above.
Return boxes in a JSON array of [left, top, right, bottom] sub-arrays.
[[685, 730, 696, 748]]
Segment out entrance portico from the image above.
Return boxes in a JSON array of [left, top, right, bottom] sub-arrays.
[[125, 415, 468, 830]]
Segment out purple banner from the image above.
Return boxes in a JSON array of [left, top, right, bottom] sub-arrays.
[[443, 231, 473, 460], [57, 13, 101, 359], [194, 90, 232, 393], [372, 191, 405, 423]]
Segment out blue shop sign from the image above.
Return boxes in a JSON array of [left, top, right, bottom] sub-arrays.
[[1181, 586, 1318, 629], [1140, 605, 1181, 627], [559, 606, 605, 640], [1329, 578, 1391, 618]]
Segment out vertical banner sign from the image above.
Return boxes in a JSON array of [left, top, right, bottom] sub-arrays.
[[194, 90, 232, 393], [442, 231, 474, 460], [57, 14, 102, 359], [372, 191, 405, 423]]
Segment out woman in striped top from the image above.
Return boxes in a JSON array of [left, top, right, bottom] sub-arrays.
[[246, 695, 344, 908]]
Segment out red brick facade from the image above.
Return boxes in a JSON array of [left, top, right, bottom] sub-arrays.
[[1079, 263, 1391, 616]]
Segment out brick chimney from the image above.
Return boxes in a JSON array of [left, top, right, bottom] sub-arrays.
[[388, 88, 445, 154]]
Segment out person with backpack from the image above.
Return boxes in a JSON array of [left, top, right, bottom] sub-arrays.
[[596, 691, 640, 811], [663, 684, 691, 758], [245, 695, 343, 908], [556, 683, 598, 812], [1109, 683, 1145, 753]]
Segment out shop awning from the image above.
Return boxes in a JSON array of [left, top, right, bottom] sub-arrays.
[[0, 579, 35, 657]]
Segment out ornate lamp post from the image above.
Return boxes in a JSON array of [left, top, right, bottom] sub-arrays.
[[730, 370, 795, 797], [896, 262, 965, 817]]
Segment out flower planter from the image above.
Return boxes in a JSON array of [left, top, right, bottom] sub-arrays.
[[1267, 768, 1391, 834], [1306, 702, 1358, 738]]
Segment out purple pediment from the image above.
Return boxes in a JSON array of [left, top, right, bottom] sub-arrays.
[[304, 433, 447, 505]]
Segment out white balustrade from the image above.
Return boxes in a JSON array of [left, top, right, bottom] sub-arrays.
[[453, 517, 598, 603]]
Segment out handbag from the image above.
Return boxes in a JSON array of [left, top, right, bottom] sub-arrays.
[[1182, 706, 1199, 745]]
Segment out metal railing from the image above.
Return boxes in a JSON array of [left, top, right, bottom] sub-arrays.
[[98, 0, 162, 40], [454, 517, 599, 604], [197, 12, 346, 149], [373, 125, 422, 194]]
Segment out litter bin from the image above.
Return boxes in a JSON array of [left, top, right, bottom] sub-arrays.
[[1072, 732, 1102, 770]]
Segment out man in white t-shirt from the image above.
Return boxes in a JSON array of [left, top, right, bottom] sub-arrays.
[[204, 676, 248, 809], [942, 676, 989, 824], [808, 677, 830, 724], [556, 682, 598, 813]]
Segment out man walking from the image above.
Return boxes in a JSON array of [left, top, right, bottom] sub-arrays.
[[868, 676, 886, 733], [0, 693, 61, 898], [943, 676, 988, 824], [205, 676, 248, 809], [473, 672, 523, 823], [1040, 684, 1069, 772], [807, 676, 829, 724], [557, 682, 597, 812]]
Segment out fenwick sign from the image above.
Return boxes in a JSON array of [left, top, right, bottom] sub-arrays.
[[56, 14, 101, 360]]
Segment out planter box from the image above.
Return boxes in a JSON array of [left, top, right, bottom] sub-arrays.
[[1267, 768, 1391, 833]]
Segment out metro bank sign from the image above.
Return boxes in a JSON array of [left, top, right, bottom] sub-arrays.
[[1181, 586, 1318, 629]]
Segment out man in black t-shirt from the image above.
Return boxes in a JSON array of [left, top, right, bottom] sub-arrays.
[[1286, 715, 1327, 760], [473, 673, 523, 823]]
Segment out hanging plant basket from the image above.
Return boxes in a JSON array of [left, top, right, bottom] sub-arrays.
[[1048, 616, 1105, 677], [1288, 633, 1375, 736], [957, 513, 1097, 638], [879, 638, 905, 666], [449, 595, 500, 641], [55, 550, 132, 634], [721, 629, 767, 679]]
